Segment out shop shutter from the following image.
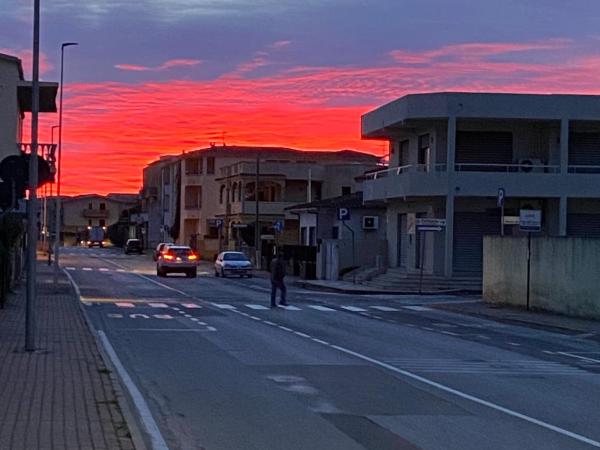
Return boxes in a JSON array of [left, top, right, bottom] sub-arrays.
[[453, 211, 500, 274], [567, 213, 600, 237], [456, 131, 513, 167], [568, 132, 600, 166]]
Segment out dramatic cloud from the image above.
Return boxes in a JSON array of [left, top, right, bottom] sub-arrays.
[[0, 48, 54, 77], [26, 38, 600, 196], [115, 59, 202, 72]]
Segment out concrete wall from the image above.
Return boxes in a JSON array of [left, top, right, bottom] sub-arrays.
[[484, 236, 600, 319]]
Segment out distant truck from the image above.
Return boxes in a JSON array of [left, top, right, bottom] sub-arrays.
[[87, 226, 105, 248]]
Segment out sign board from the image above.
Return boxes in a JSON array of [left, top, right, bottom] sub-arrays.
[[215, 218, 224, 228], [519, 209, 541, 232], [337, 207, 351, 221], [497, 188, 505, 207], [503, 216, 520, 225], [273, 220, 284, 232], [232, 223, 248, 229], [416, 218, 446, 227], [260, 234, 275, 240]]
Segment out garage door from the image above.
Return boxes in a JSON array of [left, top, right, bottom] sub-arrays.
[[453, 211, 501, 274], [567, 213, 600, 237]]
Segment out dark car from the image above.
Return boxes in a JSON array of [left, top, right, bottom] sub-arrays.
[[124, 239, 143, 254]]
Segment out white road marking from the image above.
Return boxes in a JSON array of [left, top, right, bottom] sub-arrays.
[[508, 342, 521, 346], [403, 305, 433, 311], [97, 331, 170, 450], [82, 267, 93, 271], [294, 331, 310, 338], [148, 303, 169, 308], [341, 306, 367, 312], [99, 268, 110, 272], [190, 318, 199, 322], [65, 267, 76, 271], [116, 302, 135, 308], [246, 304, 269, 310], [212, 303, 236, 309], [371, 306, 399, 312], [153, 314, 173, 320], [107, 313, 123, 318], [327, 345, 600, 448], [557, 352, 600, 364], [280, 305, 301, 311], [130, 314, 150, 319], [206, 326, 217, 331], [306, 305, 336, 312], [182, 303, 201, 309], [116, 269, 126, 272]]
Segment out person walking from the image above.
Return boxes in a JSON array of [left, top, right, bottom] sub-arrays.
[[270, 251, 288, 308]]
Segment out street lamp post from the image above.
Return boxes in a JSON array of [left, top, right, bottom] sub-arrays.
[[53, 42, 78, 285]]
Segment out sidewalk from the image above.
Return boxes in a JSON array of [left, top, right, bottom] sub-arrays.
[[431, 300, 600, 337], [293, 278, 477, 295], [0, 260, 135, 449]]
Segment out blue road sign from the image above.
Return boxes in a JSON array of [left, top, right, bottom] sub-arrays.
[[215, 219, 224, 228], [337, 207, 351, 221], [273, 220, 284, 232], [497, 188, 505, 207]]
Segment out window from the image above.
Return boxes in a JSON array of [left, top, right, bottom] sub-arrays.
[[207, 156, 215, 174], [162, 168, 171, 184], [185, 185, 202, 209], [309, 226, 316, 245], [206, 220, 219, 238], [163, 194, 170, 212], [341, 186, 351, 196], [99, 219, 105, 227], [418, 134, 430, 166], [219, 185, 226, 204], [185, 158, 200, 175], [88, 202, 92, 209], [99, 203, 106, 210], [399, 140, 409, 166], [88, 219, 92, 226], [332, 226, 339, 239], [231, 183, 237, 203], [300, 227, 307, 245]]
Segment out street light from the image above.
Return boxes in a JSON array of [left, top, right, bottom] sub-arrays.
[[53, 42, 78, 285]]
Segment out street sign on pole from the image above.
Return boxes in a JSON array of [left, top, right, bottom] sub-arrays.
[[498, 188, 506, 236], [215, 218, 224, 228], [337, 207, 351, 221], [519, 209, 542, 232], [415, 218, 446, 233], [273, 219, 284, 232]]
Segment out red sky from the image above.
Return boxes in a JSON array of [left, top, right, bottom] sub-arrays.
[[27, 39, 600, 196]]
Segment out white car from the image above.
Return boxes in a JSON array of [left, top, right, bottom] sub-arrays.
[[214, 251, 253, 278], [153, 242, 170, 261], [156, 245, 199, 278]]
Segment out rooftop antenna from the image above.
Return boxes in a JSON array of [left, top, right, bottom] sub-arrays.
[[222, 131, 226, 147]]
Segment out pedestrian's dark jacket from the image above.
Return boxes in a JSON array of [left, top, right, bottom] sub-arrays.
[[270, 257, 286, 281]]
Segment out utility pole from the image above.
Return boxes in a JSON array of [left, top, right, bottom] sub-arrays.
[[25, 0, 41, 351], [254, 152, 260, 269]]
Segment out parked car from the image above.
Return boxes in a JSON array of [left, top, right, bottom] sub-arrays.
[[214, 251, 253, 278], [156, 245, 199, 277], [153, 242, 169, 261], [124, 239, 143, 254]]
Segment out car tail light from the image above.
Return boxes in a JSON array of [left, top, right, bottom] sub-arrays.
[[162, 252, 175, 260], [188, 253, 198, 261]]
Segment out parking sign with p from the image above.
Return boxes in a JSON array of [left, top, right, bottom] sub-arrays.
[[337, 208, 351, 221]]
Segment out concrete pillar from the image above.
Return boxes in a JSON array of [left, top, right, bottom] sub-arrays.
[[560, 118, 569, 175], [444, 116, 456, 277], [559, 196, 568, 236]]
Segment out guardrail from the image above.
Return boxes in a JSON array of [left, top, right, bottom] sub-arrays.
[[567, 165, 600, 174], [455, 163, 560, 173]]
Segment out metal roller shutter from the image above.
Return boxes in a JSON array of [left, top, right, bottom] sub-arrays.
[[453, 211, 501, 274], [568, 132, 600, 165], [397, 214, 408, 268], [456, 131, 513, 166], [567, 213, 600, 237]]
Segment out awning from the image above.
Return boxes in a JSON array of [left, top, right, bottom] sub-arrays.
[[17, 81, 59, 113]]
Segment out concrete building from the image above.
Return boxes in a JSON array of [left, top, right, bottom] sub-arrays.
[[286, 191, 387, 280], [141, 155, 180, 249], [142, 145, 380, 261], [362, 92, 600, 277], [47, 194, 137, 245]]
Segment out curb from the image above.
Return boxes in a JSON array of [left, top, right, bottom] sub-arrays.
[[293, 280, 482, 296], [63, 268, 150, 450]]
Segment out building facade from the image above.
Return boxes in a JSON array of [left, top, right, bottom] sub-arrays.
[[142, 145, 380, 261], [362, 92, 600, 276]]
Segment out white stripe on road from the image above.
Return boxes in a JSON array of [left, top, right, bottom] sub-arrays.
[[403, 305, 433, 311], [99, 268, 110, 272], [116, 302, 135, 308], [148, 303, 169, 308], [306, 305, 336, 312], [212, 303, 236, 310], [65, 267, 76, 271], [245, 304, 269, 310], [97, 331, 170, 450], [116, 269, 126, 272], [182, 303, 202, 309], [371, 306, 399, 312], [341, 306, 367, 312], [82, 267, 93, 271], [280, 305, 301, 311]]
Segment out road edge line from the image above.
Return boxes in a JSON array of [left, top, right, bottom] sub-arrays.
[[63, 268, 164, 450]]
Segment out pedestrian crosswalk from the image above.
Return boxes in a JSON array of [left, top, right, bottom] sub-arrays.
[[96, 301, 429, 315]]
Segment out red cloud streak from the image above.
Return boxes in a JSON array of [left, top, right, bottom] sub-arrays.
[[25, 40, 600, 195]]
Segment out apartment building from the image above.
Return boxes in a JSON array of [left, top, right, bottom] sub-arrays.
[[0, 53, 58, 208], [143, 145, 380, 260], [362, 92, 600, 277]]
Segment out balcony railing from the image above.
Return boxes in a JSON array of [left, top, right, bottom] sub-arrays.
[[454, 163, 560, 173], [366, 164, 447, 179], [567, 165, 600, 174], [19, 142, 57, 173], [82, 209, 109, 218]]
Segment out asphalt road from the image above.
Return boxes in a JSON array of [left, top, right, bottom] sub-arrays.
[[62, 246, 600, 450]]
